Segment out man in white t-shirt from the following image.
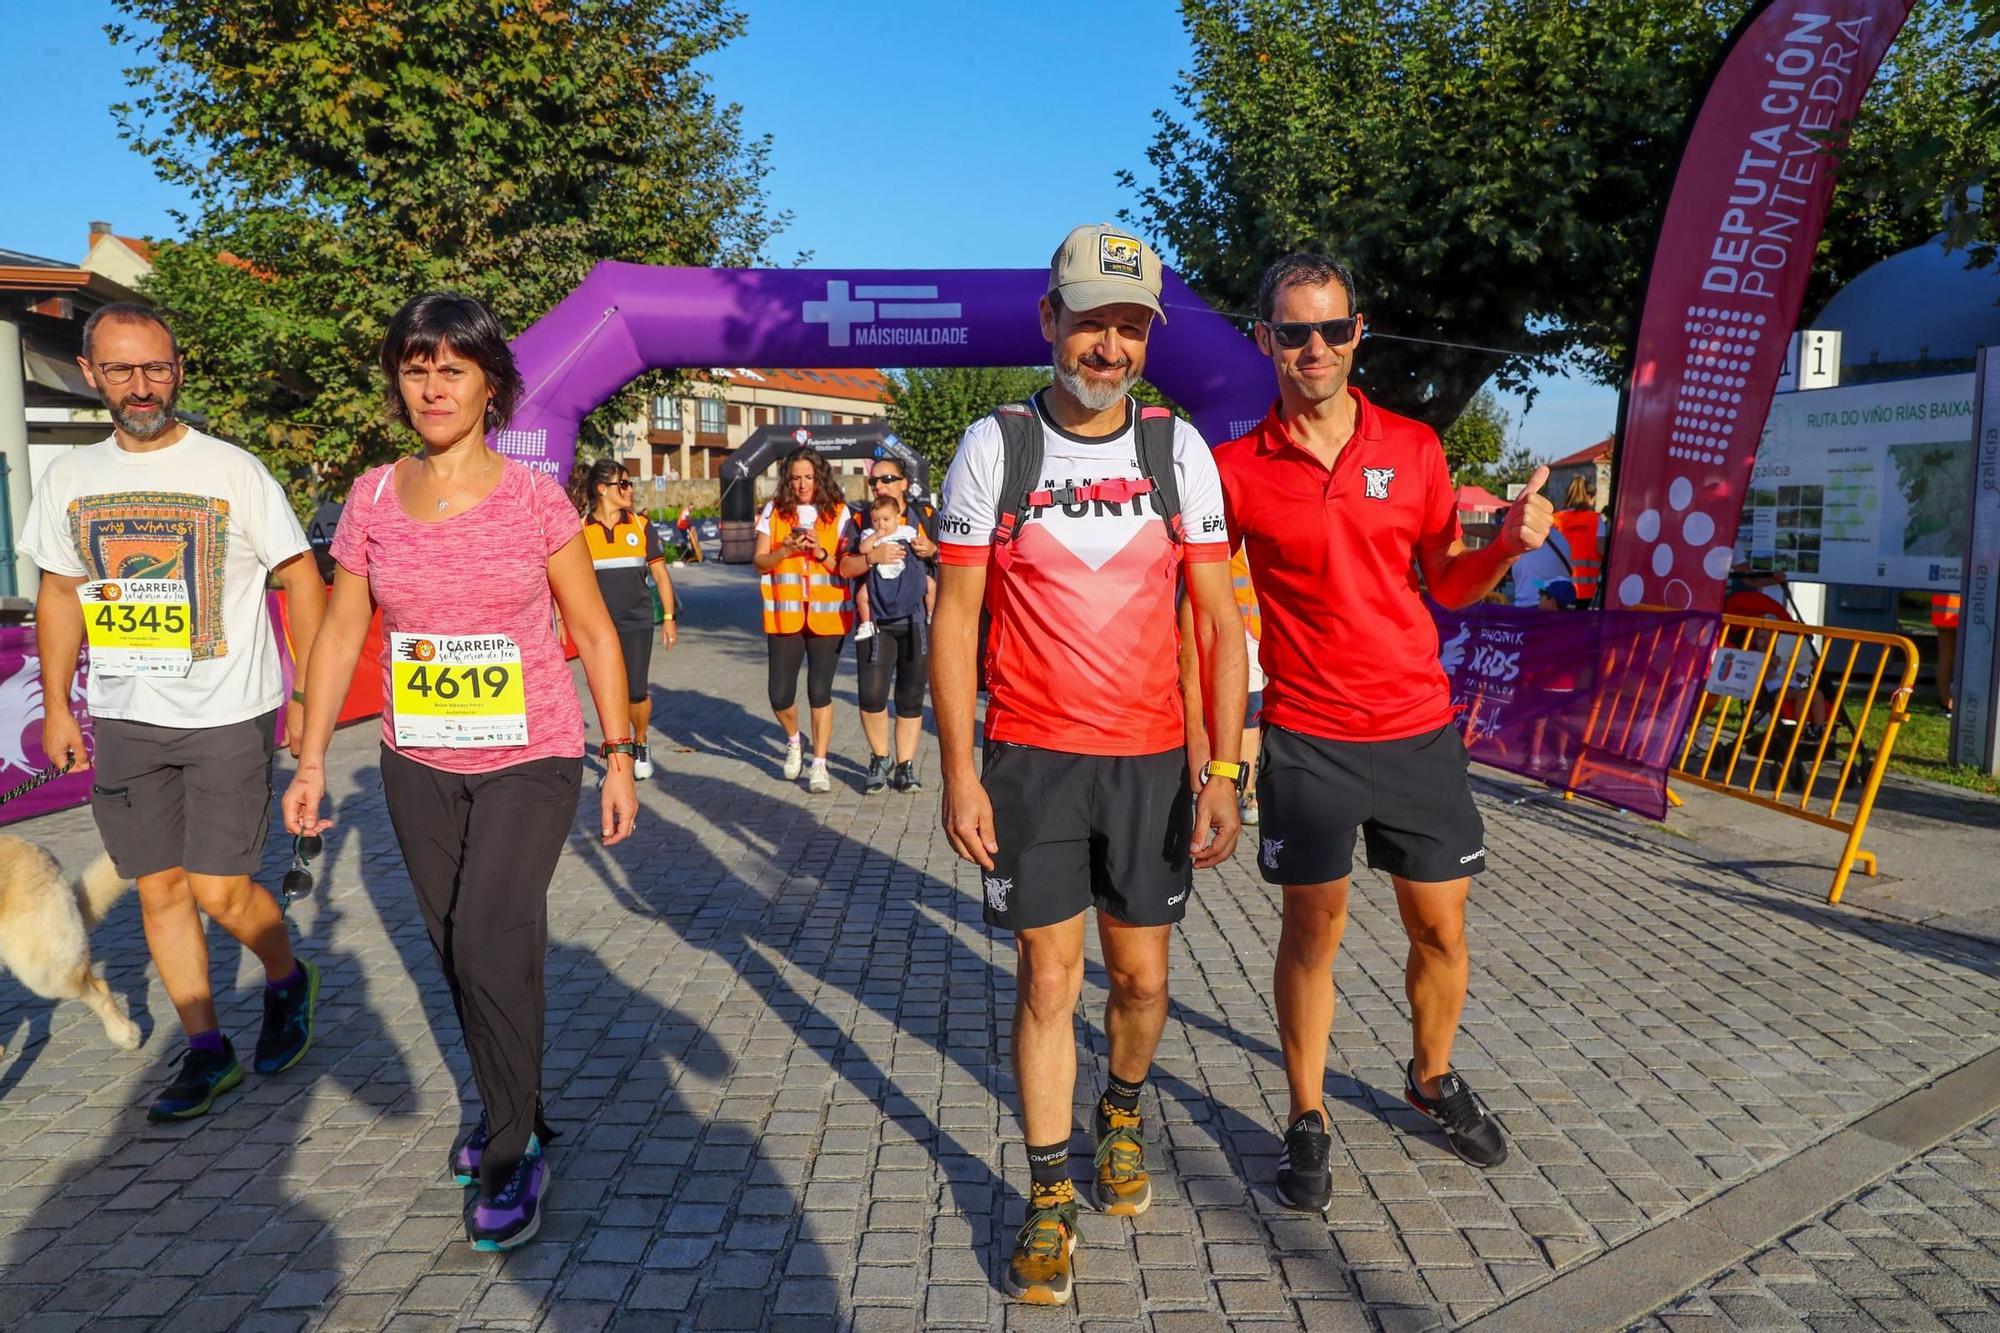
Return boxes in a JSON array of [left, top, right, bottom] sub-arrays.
[[931, 224, 1246, 1306], [19, 304, 328, 1123]]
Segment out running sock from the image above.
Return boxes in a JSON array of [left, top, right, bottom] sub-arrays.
[[266, 964, 304, 994], [1026, 1140, 1070, 1190], [188, 1029, 227, 1057], [1103, 1073, 1145, 1115], [787, 732, 802, 746]]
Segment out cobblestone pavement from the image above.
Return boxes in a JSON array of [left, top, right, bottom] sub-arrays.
[[1629, 1111, 2000, 1332], [0, 561, 1996, 1332]]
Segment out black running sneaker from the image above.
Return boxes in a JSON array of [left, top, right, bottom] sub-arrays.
[[149, 1040, 244, 1122], [1276, 1109, 1334, 1212], [1404, 1063, 1509, 1168], [253, 959, 321, 1074], [864, 754, 893, 794], [891, 760, 922, 793]]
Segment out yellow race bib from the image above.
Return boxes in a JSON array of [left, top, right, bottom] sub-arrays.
[[390, 633, 527, 748], [81, 579, 192, 677]]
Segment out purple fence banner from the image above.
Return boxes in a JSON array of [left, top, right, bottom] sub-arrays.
[[0, 626, 95, 827], [1431, 603, 1721, 819]]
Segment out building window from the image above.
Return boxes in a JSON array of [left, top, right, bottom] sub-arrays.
[[809, 409, 833, 426], [755, 407, 771, 426], [778, 406, 803, 426], [650, 396, 680, 432], [698, 397, 727, 435]]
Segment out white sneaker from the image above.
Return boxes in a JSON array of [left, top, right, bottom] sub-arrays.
[[807, 759, 831, 793], [782, 739, 804, 781], [633, 744, 654, 780]]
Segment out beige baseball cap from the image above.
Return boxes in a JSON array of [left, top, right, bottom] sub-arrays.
[[1047, 223, 1167, 323]]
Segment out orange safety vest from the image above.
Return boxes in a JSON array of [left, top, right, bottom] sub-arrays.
[[1231, 548, 1260, 640], [1932, 593, 1961, 629], [1551, 510, 1602, 601], [761, 509, 853, 636]]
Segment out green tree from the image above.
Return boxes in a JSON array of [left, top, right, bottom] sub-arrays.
[[1457, 443, 1541, 499], [111, 0, 781, 501], [1822, 1, 2000, 280], [1440, 389, 1510, 481], [1125, 0, 1988, 434], [885, 366, 1046, 474]]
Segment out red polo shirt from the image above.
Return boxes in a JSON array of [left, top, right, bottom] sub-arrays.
[[1213, 389, 1460, 742]]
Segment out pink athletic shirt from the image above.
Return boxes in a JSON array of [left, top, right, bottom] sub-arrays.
[[331, 458, 586, 773]]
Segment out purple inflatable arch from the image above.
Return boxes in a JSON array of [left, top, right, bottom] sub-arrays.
[[499, 262, 1274, 481]]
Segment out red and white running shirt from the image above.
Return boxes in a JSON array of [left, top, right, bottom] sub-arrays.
[[938, 393, 1229, 756]]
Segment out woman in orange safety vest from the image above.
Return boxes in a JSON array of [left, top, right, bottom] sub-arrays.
[[1934, 593, 1960, 714], [1550, 476, 1603, 603], [754, 445, 854, 793]]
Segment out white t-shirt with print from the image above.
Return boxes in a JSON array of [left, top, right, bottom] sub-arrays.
[[18, 427, 311, 728], [755, 502, 821, 535]]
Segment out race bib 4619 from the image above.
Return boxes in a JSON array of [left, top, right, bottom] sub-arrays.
[[81, 579, 192, 677], [390, 633, 527, 749]]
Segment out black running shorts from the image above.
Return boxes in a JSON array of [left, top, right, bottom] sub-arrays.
[[1255, 723, 1486, 886], [979, 742, 1192, 932]]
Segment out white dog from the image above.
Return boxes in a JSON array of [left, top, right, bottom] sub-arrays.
[[0, 835, 140, 1055]]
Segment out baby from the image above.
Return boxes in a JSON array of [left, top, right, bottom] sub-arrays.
[[853, 494, 930, 648]]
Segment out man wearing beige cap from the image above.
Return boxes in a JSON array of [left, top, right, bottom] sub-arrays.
[[931, 224, 1246, 1304]]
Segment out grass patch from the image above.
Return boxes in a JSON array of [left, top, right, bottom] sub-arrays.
[[1858, 693, 2000, 797]]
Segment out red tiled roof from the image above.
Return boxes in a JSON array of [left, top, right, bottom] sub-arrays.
[[726, 367, 891, 404], [1454, 484, 1507, 512], [115, 234, 157, 264], [1549, 435, 1614, 468]]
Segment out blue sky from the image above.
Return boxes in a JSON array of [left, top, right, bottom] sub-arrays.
[[1, 2, 1616, 459]]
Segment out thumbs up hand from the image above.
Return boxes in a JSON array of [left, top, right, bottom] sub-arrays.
[[1500, 465, 1554, 557]]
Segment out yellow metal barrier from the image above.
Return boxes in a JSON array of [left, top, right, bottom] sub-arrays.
[[1672, 613, 1917, 904]]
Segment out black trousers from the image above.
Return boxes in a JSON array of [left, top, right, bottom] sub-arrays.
[[380, 746, 583, 1192], [857, 617, 928, 717], [767, 630, 843, 712]]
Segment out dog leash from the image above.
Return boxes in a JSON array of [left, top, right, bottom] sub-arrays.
[[0, 754, 75, 808]]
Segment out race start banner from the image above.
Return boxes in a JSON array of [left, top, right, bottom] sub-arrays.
[[1605, 0, 1915, 612], [1432, 603, 1721, 820]]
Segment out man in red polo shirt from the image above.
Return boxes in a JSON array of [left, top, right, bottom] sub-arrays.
[[1213, 253, 1552, 1211]]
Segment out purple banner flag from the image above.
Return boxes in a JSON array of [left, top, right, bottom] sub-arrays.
[[0, 626, 95, 827], [1431, 603, 1720, 819]]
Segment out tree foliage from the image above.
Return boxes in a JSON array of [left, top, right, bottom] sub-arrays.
[[885, 367, 1046, 475], [1439, 389, 1510, 481], [111, 0, 781, 501], [1822, 2, 2000, 281], [1125, 0, 1989, 434]]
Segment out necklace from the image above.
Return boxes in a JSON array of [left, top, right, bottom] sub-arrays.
[[423, 451, 494, 513]]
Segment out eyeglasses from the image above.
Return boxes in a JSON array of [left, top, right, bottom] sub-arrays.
[[1262, 317, 1360, 350], [870, 474, 905, 487], [94, 361, 178, 386]]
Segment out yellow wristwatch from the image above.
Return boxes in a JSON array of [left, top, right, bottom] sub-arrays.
[[1200, 760, 1247, 788]]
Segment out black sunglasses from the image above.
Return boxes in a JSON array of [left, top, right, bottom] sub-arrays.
[[870, 474, 905, 486], [1263, 317, 1360, 349]]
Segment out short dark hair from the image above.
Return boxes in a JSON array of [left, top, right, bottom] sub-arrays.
[[869, 494, 902, 515], [380, 292, 523, 431], [80, 302, 179, 361], [1255, 253, 1358, 322]]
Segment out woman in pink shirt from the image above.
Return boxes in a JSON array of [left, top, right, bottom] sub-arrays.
[[284, 292, 638, 1253]]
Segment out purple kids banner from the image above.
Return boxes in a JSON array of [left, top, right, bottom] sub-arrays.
[[1432, 602, 1721, 819], [501, 263, 1275, 479], [0, 626, 96, 826]]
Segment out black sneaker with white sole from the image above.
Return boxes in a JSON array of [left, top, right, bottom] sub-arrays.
[[1404, 1063, 1509, 1168], [1275, 1109, 1333, 1212]]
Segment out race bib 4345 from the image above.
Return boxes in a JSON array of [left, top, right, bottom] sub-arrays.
[[390, 633, 527, 749], [81, 579, 192, 677]]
